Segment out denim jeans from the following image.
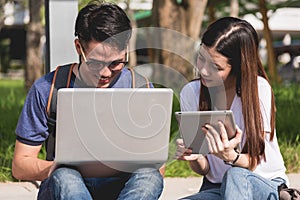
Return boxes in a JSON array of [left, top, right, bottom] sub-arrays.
[[38, 167, 163, 200], [180, 167, 286, 200]]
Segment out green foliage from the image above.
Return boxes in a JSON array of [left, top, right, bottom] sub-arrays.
[[273, 84, 300, 173], [0, 79, 26, 181], [279, 137, 300, 173], [165, 160, 200, 177], [78, 0, 123, 10], [78, 0, 91, 10], [274, 84, 300, 142]]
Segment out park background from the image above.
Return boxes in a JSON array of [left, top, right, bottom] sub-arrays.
[[1, 0, 300, 182]]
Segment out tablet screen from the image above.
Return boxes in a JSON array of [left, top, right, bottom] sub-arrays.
[[175, 110, 236, 154]]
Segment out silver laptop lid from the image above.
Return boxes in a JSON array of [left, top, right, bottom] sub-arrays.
[[54, 88, 173, 175]]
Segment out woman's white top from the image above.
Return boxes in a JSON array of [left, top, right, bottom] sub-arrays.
[[180, 76, 289, 185]]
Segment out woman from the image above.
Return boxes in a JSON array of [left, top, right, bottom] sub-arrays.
[[176, 17, 289, 200]]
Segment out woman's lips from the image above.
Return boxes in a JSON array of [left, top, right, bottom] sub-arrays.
[[201, 78, 209, 84]]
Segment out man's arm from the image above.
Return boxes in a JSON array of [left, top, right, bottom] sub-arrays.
[[12, 140, 53, 181]]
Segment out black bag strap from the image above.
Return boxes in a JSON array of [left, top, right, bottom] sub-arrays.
[[278, 183, 300, 200], [45, 64, 75, 161]]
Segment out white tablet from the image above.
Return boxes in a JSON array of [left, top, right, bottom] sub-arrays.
[[175, 110, 237, 154]]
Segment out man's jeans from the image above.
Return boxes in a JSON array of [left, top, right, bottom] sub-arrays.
[[180, 167, 286, 200], [38, 167, 163, 200]]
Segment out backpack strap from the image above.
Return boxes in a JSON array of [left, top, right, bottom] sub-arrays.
[[45, 64, 75, 161], [128, 67, 150, 88]]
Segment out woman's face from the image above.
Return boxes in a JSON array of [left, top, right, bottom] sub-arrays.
[[76, 39, 127, 88], [197, 45, 233, 88]]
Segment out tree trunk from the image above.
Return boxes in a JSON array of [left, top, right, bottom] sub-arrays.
[[151, 0, 207, 87], [207, 4, 216, 23], [230, 0, 239, 17], [126, 0, 137, 67], [259, 0, 279, 83], [25, 0, 44, 91]]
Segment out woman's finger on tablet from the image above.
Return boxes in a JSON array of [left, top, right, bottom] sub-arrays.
[[205, 134, 214, 154], [229, 125, 242, 147], [218, 121, 229, 149], [176, 138, 184, 145], [205, 124, 224, 152], [204, 127, 218, 153]]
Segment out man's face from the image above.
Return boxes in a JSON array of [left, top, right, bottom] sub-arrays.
[[78, 40, 127, 88]]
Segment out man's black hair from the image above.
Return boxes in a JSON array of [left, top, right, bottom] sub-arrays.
[[75, 0, 132, 50]]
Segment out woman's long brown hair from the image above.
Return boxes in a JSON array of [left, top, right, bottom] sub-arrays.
[[199, 17, 275, 170]]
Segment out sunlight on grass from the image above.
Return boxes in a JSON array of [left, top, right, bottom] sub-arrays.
[[279, 137, 300, 173], [0, 79, 26, 181]]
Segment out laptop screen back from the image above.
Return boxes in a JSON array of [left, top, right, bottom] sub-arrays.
[[54, 88, 173, 176]]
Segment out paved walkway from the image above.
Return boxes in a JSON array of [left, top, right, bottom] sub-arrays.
[[1, 174, 299, 200]]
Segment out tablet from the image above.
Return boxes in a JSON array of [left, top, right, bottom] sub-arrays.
[[175, 110, 237, 154]]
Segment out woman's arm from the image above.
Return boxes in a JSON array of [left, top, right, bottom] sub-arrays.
[[176, 139, 210, 175], [231, 152, 256, 169], [12, 140, 53, 181], [189, 154, 210, 175], [223, 148, 255, 169], [204, 122, 258, 170]]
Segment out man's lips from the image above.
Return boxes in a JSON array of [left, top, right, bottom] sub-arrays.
[[97, 76, 110, 86]]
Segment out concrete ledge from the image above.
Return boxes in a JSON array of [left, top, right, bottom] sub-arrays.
[[1, 174, 299, 200]]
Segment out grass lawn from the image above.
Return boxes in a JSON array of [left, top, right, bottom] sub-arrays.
[[0, 79, 299, 181], [0, 79, 26, 181]]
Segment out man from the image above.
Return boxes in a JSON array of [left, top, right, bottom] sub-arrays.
[[12, 1, 163, 199]]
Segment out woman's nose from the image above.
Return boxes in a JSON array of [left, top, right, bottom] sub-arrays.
[[199, 64, 210, 77]]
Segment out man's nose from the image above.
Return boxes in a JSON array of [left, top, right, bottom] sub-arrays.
[[98, 66, 112, 77]]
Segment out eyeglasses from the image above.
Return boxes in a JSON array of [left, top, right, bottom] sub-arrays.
[[80, 45, 128, 72]]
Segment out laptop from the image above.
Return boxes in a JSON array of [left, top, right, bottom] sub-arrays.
[[50, 88, 173, 177]]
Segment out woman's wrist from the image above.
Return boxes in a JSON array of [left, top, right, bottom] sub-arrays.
[[191, 154, 209, 175], [224, 148, 240, 166]]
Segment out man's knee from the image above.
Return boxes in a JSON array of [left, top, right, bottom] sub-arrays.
[[133, 168, 163, 182], [120, 168, 163, 199], [131, 168, 163, 191], [50, 167, 84, 187]]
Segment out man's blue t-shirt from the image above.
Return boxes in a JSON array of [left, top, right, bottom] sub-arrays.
[[15, 66, 148, 146]]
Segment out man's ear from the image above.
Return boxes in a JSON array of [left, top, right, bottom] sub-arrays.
[[74, 38, 82, 55]]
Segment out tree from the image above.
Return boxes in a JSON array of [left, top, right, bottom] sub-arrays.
[[230, 0, 239, 17], [125, 0, 138, 67], [258, 0, 278, 82], [151, 0, 208, 84], [206, 0, 238, 23], [0, 0, 9, 31], [0, 0, 22, 73], [25, 0, 44, 90]]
